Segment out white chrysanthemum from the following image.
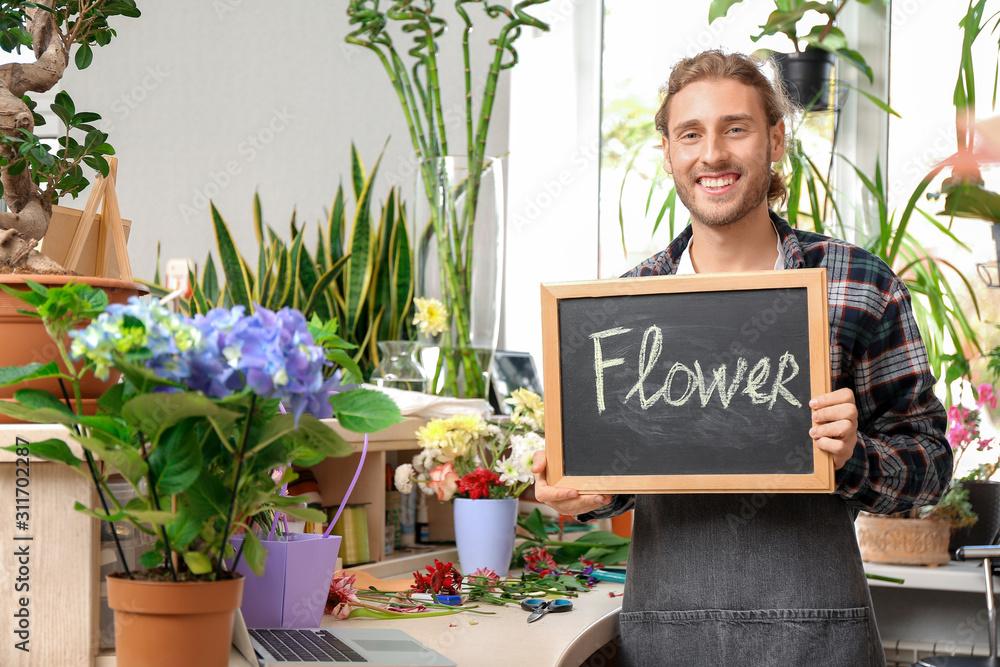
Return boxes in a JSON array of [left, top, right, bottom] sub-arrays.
[[416, 480, 434, 496], [394, 464, 415, 494], [413, 448, 442, 472], [496, 454, 532, 486], [511, 432, 545, 470]]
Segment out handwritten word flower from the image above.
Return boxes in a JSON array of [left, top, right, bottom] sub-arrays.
[[427, 463, 461, 501], [412, 297, 448, 337]]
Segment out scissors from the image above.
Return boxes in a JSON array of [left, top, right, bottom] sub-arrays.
[[521, 598, 573, 623]]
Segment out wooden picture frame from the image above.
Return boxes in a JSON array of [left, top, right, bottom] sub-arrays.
[[540, 268, 832, 494]]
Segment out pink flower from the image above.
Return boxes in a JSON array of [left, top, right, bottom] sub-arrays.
[[979, 438, 996, 452], [325, 573, 360, 619], [428, 463, 461, 501], [978, 384, 998, 410], [523, 546, 559, 575], [468, 567, 501, 592]]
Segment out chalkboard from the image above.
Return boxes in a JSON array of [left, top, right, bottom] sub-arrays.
[[540, 269, 832, 494]]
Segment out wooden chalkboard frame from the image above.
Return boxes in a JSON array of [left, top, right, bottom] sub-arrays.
[[540, 269, 832, 494]]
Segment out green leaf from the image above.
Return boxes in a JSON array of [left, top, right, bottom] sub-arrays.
[[183, 551, 213, 575], [76, 435, 148, 487], [148, 420, 203, 496], [122, 392, 237, 443], [0, 362, 62, 387], [709, 0, 744, 22], [274, 504, 327, 523], [140, 548, 165, 569], [240, 530, 267, 577], [185, 470, 230, 520], [13, 388, 74, 415], [2, 438, 82, 468], [283, 414, 354, 460], [329, 387, 403, 433], [834, 48, 874, 84], [518, 509, 549, 542], [166, 505, 203, 551], [74, 501, 124, 522], [211, 203, 253, 309], [75, 43, 94, 69]]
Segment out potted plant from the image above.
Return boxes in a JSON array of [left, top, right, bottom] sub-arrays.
[[856, 384, 998, 566], [146, 144, 415, 384], [393, 388, 546, 575], [345, 0, 551, 398], [0, 280, 402, 666], [709, 0, 882, 109], [0, 1, 146, 413]]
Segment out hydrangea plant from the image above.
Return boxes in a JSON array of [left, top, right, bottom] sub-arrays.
[[0, 281, 402, 581]]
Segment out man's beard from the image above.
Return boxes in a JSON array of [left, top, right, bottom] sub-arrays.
[[672, 150, 772, 228]]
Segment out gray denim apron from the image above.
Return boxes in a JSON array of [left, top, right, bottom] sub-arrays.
[[619, 493, 885, 666]]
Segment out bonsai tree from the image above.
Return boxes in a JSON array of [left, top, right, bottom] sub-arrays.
[[0, 0, 139, 273]]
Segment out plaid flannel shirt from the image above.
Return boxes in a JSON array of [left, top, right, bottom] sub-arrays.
[[578, 212, 951, 521]]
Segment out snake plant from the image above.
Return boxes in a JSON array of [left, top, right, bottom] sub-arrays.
[[147, 144, 414, 381]]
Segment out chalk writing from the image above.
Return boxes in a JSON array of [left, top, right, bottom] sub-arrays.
[[592, 325, 802, 414]]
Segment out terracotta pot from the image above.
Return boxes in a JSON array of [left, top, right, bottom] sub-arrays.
[[106, 574, 244, 667], [855, 514, 952, 566], [0, 275, 147, 421]]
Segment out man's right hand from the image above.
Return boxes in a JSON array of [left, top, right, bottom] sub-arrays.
[[531, 451, 612, 516]]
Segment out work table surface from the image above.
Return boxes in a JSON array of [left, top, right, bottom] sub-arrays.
[[227, 549, 625, 667]]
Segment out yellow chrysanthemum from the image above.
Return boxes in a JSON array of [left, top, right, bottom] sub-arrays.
[[506, 388, 544, 431], [412, 297, 449, 336]]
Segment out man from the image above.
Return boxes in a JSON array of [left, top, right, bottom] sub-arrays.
[[532, 50, 951, 666]]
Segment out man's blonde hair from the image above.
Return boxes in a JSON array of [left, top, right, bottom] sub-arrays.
[[654, 50, 793, 208]]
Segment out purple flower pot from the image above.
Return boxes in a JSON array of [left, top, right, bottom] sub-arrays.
[[453, 498, 518, 576], [230, 533, 342, 628]]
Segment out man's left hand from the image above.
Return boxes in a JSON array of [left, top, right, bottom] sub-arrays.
[[809, 388, 859, 470]]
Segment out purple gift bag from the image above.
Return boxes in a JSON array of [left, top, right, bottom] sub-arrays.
[[230, 434, 369, 628]]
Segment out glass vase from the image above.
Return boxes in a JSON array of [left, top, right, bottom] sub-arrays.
[[413, 156, 504, 397], [419, 346, 494, 401], [369, 340, 428, 393]]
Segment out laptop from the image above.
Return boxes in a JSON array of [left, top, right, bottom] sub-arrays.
[[232, 609, 456, 666]]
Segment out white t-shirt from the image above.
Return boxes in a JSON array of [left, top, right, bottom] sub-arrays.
[[675, 222, 785, 275]]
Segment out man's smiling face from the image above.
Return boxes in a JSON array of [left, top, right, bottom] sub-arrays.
[[663, 77, 784, 228]]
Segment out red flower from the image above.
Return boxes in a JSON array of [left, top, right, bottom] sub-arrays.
[[458, 468, 501, 499], [523, 546, 558, 575], [411, 559, 464, 596]]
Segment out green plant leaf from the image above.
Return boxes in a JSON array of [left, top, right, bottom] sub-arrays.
[[148, 420, 202, 496], [183, 551, 213, 575], [283, 413, 354, 460], [240, 530, 267, 577], [708, 0, 743, 23], [76, 435, 147, 487], [329, 387, 403, 433], [518, 508, 549, 542], [274, 504, 328, 523], [2, 437, 82, 468], [122, 392, 238, 443], [74, 42, 94, 69], [0, 362, 62, 387], [210, 203, 252, 309]]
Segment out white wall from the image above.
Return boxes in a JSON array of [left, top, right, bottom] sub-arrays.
[[58, 0, 511, 283]]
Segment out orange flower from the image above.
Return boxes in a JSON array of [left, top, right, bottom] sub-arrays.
[[427, 463, 460, 501]]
